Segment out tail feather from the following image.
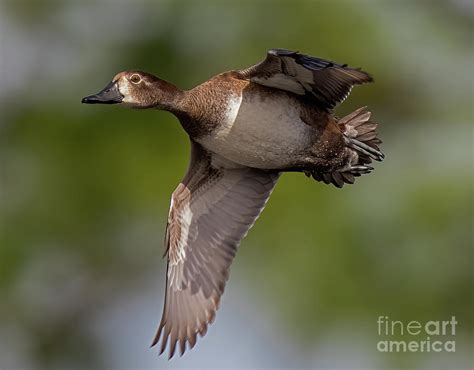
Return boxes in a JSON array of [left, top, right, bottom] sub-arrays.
[[341, 106, 384, 163], [309, 106, 384, 188]]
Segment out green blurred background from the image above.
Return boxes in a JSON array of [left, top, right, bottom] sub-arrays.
[[0, 0, 472, 369]]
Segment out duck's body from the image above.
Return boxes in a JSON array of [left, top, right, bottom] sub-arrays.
[[82, 49, 384, 358], [182, 73, 325, 169]]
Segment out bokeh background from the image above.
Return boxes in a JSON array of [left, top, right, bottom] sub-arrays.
[[1, 0, 473, 369]]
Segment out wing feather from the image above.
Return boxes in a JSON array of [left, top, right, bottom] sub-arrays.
[[152, 140, 279, 358], [238, 48, 373, 110]]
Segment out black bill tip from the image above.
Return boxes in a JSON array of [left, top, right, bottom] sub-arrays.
[[81, 96, 96, 104]]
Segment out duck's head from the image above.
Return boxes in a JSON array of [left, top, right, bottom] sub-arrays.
[[82, 71, 180, 109]]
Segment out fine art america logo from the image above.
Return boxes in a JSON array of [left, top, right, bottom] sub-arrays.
[[377, 316, 457, 353]]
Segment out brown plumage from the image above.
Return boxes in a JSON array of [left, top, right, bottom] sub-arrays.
[[82, 48, 384, 358]]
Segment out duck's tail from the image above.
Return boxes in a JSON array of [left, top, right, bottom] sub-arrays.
[[310, 107, 384, 187]]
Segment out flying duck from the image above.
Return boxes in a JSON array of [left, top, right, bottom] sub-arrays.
[[82, 49, 384, 358]]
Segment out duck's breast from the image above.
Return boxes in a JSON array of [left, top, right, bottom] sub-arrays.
[[198, 86, 315, 169]]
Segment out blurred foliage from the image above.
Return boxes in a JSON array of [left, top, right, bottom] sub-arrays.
[[0, 0, 473, 369]]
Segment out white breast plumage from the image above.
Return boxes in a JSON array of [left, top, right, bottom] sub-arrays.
[[198, 91, 313, 169]]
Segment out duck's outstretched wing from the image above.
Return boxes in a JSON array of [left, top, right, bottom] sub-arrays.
[[237, 48, 373, 110], [152, 140, 279, 358]]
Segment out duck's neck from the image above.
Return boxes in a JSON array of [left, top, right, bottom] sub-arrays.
[[152, 79, 214, 137], [152, 81, 205, 137], [150, 79, 186, 113]]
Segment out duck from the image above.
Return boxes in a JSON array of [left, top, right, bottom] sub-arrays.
[[82, 48, 384, 359]]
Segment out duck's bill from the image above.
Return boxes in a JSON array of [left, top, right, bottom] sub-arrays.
[[81, 81, 123, 104]]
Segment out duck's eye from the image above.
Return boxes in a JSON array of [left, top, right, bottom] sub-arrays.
[[130, 74, 141, 84]]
